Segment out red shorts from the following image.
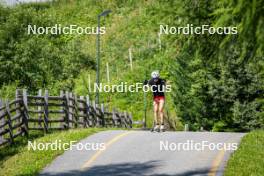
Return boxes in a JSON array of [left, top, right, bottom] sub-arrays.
[[153, 96, 165, 103]]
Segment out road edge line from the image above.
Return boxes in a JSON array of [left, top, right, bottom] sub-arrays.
[[81, 131, 134, 170], [208, 149, 225, 176]]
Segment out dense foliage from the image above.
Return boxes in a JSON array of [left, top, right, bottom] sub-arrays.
[[0, 0, 263, 131], [169, 0, 264, 131]]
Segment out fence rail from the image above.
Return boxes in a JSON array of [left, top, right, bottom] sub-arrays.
[[0, 89, 132, 146]]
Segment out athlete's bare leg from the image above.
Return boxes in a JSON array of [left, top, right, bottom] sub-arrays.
[[159, 99, 165, 125], [153, 101, 159, 125]]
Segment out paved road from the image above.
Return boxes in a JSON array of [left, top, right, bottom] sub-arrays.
[[40, 130, 245, 176]]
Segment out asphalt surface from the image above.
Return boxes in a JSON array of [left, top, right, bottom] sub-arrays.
[[40, 130, 245, 176]]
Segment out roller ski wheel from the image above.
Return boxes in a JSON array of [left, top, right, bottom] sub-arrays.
[[151, 125, 160, 132], [160, 125, 166, 132]]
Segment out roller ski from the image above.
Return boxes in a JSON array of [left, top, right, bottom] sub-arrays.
[[160, 124, 165, 132], [151, 124, 160, 132], [151, 124, 166, 132]]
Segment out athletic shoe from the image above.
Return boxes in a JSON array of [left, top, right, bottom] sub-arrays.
[[153, 125, 160, 132], [160, 125, 165, 132]]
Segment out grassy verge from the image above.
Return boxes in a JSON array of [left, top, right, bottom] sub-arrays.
[[0, 128, 106, 176], [224, 130, 264, 176]]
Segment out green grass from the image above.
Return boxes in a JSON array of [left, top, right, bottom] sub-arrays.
[[224, 130, 264, 176], [0, 128, 106, 176], [0, 131, 43, 164]]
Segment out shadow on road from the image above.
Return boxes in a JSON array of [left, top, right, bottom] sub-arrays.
[[40, 160, 214, 176]]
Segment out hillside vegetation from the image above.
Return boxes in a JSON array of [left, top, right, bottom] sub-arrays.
[[0, 0, 263, 131]]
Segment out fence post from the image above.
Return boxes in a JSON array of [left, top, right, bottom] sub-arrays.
[[16, 89, 27, 136], [60, 90, 65, 129], [88, 74, 92, 93], [43, 90, 49, 133], [73, 94, 79, 128], [112, 108, 116, 127], [123, 111, 127, 128], [80, 96, 86, 128], [64, 91, 70, 129], [123, 111, 129, 128], [129, 47, 133, 70], [93, 101, 99, 126], [106, 62, 110, 83], [0, 99, 4, 143], [118, 111, 122, 127], [184, 124, 189, 131], [119, 111, 123, 127], [38, 89, 42, 128], [101, 103, 105, 127], [15, 90, 21, 123], [5, 100, 14, 144], [129, 113, 133, 128], [22, 89, 29, 136], [105, 105, 110, 127], [69, 92, 73, 128], [115, 109, 121, 127], [86, 95, 92, 127], [104, 105, 108, 127]]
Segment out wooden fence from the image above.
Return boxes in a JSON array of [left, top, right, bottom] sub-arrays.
[[0, 89, 132, 146]]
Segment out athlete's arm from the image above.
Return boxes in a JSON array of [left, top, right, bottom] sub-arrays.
[[144, 78, 154, 86], [161, 79, 166, 85]]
